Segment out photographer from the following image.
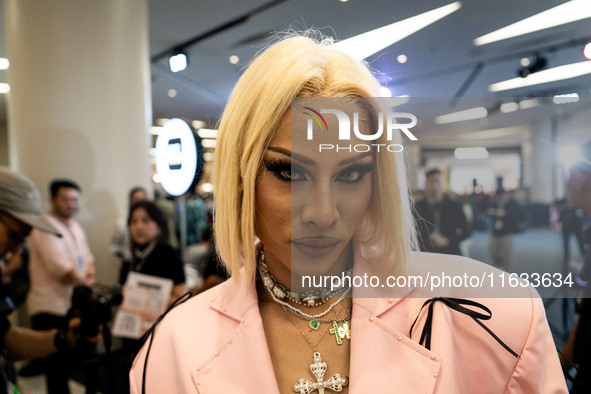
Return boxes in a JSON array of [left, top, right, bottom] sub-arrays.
[[0, 167, 98, 393]]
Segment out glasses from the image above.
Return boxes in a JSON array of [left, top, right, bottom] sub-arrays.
[[0, 215, 31, 250]]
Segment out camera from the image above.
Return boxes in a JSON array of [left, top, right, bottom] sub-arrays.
[[68, 284, 123, 358]]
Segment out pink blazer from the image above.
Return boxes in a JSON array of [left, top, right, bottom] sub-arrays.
[[130, 252, 567, 393]]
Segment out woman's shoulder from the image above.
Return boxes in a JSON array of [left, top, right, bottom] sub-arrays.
[[404, 252, 543, 354], [408, 251, 536, 299], [394, 253, 566, 392], [156, 282, 229, 331]]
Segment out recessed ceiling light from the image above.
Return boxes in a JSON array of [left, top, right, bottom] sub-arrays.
[[500, 102, 519, 113], [397, 54, 408, 64], [435, 107, 488, 124], [553, 93, 580, 104], [0, 83, 10, 94], [198, 128, 218, 139], [200, 183, 214, 193], [0, 58, 9, 70], [474, 0, 591, 46], [229, 55, 239, 64], [192, 120, 206, 129], [169, 52, 188, 72], [489, 60, 591, 92], [168, 89, 177, 98], [329, 2, 461, 60], [584, 42, 591, 60], [379, 86, 392, 97], [201, 138, 217, 148], [520, 57, 530, 67], [519, 99, 539, 109], [454, 147, 489, 160]]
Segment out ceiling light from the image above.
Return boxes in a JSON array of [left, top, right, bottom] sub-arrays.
[[229, 55, 239, 64], [192, 120, 206, 129], [156, 118, 169, 126], [519, 99, 539, 109], [454, 147, 489, 160], [197, 128, 218, 139], [474, 0, 591, 46], [379, 86, 392, 97], [201, 138, 217, 148], [0, 58, 8, 70], [0, 83, 10, 94], [520, 57, 530, 67], [434, 106, 488, 124], [150, 127, 162, 135], [584, 42, 591, 60], [203, 152, 214, 162], [489, 60, 591, 92], [200, 183, 214, 193], [168, 89, 177, 98], [500, 102, 519, 113], [329, 2, 461, 60], [397, 54, 408, 64], [553, 93, 580, 104], [169, 52, 188, 72], [392, 95, 411, 106]]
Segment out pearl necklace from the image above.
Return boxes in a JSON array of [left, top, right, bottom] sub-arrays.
[[258, 251, 351, 307]]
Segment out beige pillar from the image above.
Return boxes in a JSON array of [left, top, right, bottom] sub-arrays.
[[5, 0, 153, 284]]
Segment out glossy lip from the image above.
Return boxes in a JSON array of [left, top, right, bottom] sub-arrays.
[[292, 236, 341, 258]]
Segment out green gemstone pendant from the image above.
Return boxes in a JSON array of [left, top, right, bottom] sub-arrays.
[[309, 319, 320, 330]]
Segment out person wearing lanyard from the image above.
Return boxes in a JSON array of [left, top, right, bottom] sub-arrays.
[[0, 168, 100, 394], [26, 179, 96, 394]]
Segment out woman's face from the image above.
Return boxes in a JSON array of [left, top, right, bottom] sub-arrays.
[[255, 103, 375, 282], [129, 208, 160, 246]]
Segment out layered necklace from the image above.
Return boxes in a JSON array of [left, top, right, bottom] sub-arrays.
[[258, 251, 351, 393]]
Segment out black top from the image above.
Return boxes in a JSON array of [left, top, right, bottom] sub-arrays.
[[488, 199, 525, 236], [120, 242, 185, 285], [413, 196, 470, 255]]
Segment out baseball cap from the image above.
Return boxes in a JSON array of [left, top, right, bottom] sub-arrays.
[[0, 167, 61, 236]]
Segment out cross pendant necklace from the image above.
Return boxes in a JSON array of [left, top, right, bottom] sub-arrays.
[[281, 303, 351, 393], [293, 352, 348, 394]]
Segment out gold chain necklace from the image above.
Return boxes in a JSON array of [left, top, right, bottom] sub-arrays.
[[281, 300, 350, 393]]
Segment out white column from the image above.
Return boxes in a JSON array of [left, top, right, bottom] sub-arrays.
[[5, 0, 153, 284], [527, 119, 554, 203]]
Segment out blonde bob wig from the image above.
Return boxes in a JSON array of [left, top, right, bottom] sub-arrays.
[[214, 33, 415, 285]]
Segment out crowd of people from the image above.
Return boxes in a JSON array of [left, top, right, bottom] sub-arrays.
[[0, 175, 218, 393]]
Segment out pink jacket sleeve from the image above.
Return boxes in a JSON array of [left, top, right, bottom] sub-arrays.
[[504, 295, 568, 393]]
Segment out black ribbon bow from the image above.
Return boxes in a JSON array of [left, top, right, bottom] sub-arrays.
[[410, 297, 518, 358]]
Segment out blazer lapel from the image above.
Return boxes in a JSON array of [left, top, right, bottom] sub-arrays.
[[192, 279, 281, 394]]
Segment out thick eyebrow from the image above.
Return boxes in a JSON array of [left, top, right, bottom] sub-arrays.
[[337, 151, 375, 166], [267, 147, 315, 165], [267, 146, 375, 167]]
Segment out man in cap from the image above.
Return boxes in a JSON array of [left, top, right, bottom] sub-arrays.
[[0, 167, 93, 392]]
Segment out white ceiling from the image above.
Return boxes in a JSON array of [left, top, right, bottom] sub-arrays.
[[147, 0, 591, 146], [2, 0, 591, 145]]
